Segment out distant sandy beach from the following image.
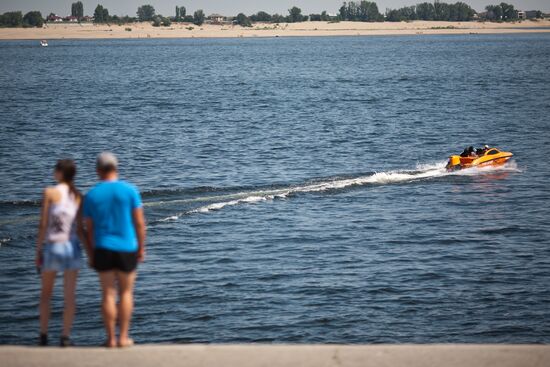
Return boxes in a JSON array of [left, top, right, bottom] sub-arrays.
[[1, 20, 550, 40]]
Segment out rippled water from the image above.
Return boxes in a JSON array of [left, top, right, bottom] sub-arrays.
[[1, 34, 550, 345]]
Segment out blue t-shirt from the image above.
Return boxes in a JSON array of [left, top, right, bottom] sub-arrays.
[[83, 180, 142, 252]]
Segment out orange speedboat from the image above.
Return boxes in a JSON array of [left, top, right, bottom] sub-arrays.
[[446, 147, 513, 171]]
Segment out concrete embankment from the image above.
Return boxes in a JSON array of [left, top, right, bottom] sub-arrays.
[[1, 344, 549, 367]]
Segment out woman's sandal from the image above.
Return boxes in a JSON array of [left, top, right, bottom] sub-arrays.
[[60, 336, 74, 347]]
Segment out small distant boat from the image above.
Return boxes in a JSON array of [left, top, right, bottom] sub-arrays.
[[40, 40, 48, 47], [446, 147, 513, 171]]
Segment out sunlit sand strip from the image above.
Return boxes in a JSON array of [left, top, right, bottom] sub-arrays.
[[1, 20, 550, 40]]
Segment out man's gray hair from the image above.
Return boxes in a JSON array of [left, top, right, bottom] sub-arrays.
[[96, 152, 118, 172]]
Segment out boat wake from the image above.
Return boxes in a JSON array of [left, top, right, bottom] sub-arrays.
[[0, 160, 520, 229], [153, 160, 520, 222]]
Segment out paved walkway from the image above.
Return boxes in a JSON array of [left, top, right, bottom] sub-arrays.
[[2, 344, 549, 367]]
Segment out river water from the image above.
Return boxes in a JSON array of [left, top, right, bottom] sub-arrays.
[[0, 34, 549, 345]]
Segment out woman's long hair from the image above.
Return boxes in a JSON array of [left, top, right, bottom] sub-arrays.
[[55, 159, 79, 198]]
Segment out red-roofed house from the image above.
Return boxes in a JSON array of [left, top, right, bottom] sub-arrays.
[[47, 14, 63, 22]]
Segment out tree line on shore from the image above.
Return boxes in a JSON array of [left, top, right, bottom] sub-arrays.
[[0, 1, 546, 28], [385, 2, 476, 21], [0, 11, 44, 28]]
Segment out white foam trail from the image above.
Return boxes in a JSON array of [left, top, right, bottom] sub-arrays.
[[157, 161, 448, 221], [191, 195, 275, 214], [450, 160, 521, 176], [289, 161, 448, 193], [156, 160, 519, 222]]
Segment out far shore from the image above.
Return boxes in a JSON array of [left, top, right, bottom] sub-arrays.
[[1, 20, 550, 40]]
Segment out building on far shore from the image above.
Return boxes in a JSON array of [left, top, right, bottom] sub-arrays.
[[207, 14, 228, 24], [46, 14, 95, 23], [524, 10, 541, 19], [47, 14, 63, 22], [517, 10, 543, 19], [480, 9, 543, 21]]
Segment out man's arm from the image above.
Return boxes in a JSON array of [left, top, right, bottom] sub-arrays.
[[133, 207, 146, 262], [76, 201, 89, 256], [84, 218, 95, 267]]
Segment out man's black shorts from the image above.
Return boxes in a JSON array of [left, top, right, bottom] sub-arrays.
[[94, 248, 138, 272]]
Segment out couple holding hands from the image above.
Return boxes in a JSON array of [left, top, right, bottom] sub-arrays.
[[37, 152, 146, 348]]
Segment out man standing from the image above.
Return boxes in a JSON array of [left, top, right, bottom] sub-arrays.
[[83, 152, 146, 348]]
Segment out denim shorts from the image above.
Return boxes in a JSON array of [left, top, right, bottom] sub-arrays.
[[42, 240, 82, 272]]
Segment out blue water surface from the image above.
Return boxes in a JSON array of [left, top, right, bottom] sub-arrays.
[[0, 34, 549, 345]]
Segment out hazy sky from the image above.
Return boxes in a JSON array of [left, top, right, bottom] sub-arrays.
[[1, 0, 548, 17]]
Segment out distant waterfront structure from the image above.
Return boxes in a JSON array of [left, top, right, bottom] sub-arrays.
[[524, 10, 540, 19], [207, 14, 227, 24], [517, 10, 543, 20], [45, 14, 93, 23], [47, 14, 63, 22]]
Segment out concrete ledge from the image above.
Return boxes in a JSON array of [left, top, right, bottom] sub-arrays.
[[1, 344, 549, 367]]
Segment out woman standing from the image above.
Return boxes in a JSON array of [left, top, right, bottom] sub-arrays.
[[36, 159, 84, 347]]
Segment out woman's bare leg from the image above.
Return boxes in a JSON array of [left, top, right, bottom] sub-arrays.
[[62, 270, 78, 337], [99, 271, 117, 347], [40, 271, 57, 335]]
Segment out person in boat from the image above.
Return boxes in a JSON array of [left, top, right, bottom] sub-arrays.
[[476, 145, 489, 156], [460, 147, 470, 157], [468, 146, 477, 157]]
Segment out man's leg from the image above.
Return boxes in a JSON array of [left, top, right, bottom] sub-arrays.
[[39, 271, 57, 336], [98, 271, 117, 347], [62, 270, 78, 338], [116, 270, 136, 347]]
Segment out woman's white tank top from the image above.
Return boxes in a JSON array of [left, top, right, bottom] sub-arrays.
[[45, 184, 78, 244]]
